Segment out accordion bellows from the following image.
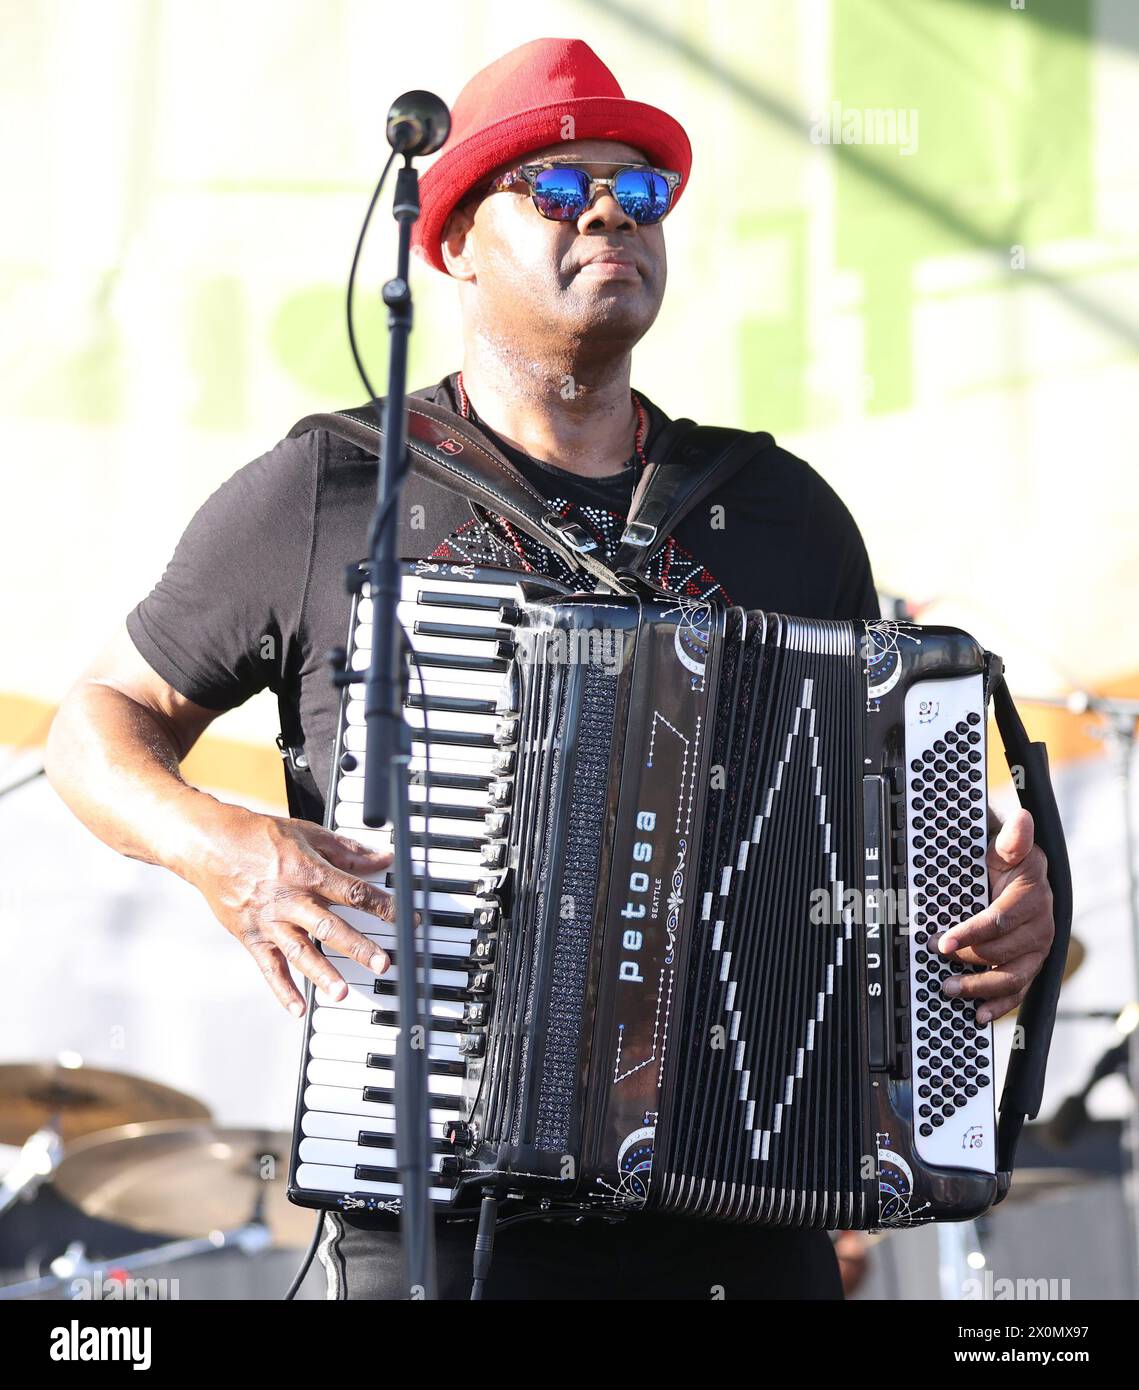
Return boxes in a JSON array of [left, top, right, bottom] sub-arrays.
[[288, 563, 1005, 1229]]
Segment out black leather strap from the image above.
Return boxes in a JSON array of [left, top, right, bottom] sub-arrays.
[[613, 423, 775, 577], [989, 670, 1074, 1177], [289, 399, 629, 591], [289, 396, 773, 590]]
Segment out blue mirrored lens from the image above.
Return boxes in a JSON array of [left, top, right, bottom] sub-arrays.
[[613, 169, 671, 224], [531, 167, 590, 220]]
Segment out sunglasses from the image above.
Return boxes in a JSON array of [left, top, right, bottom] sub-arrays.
[[482, 160, 682, 226]]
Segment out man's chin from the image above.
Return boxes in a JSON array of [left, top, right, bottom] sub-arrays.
[[564, 283, 658, 335]]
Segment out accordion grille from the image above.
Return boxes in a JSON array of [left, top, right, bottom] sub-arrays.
[[655, 616, 868, 1226]]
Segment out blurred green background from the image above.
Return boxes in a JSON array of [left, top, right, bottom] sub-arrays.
[[2, 0, 1136, 790]]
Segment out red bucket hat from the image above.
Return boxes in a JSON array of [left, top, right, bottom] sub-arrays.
[[410, 37, 693, 275]]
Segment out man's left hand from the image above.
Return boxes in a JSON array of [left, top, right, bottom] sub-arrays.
[[935, 809, 1055, 1024]]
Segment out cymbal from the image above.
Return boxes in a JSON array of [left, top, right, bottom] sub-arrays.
[[0, 1062, 211, 1146], [53, 1122, 316, 1248]]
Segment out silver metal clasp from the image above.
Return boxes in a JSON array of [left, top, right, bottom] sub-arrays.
[[541, 513, 598, 555], [618, 520, 658, 549]]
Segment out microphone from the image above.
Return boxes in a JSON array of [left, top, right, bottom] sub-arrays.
[[386, 90, 451, 156]]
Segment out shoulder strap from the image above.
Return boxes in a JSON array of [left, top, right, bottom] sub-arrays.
[[614, 423, 776, 577], [288, 396, 773, 590], [289, 398, 628, 592], [988, 668, 1074, 1182]]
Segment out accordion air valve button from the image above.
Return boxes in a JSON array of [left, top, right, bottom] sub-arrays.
[[443, 1120, 473, 1149], [494, 717, 519, 746]]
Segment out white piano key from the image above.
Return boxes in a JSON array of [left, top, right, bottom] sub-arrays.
[[295, 1163, 452, 1202], [341, 725, 500, 766], [308, 1030, 461, 1065], [313, 987, 464, 1023], [337, 840, 485, 873], [311, 1001, 462, 1036], [299, 1136, 446, 1173], [322, 910, 475, 950], [299, 1136, 444, 1172], [344, 699, 501, 738], [303, 1084, 458, 1126], [326, 958, 467, 991], [305, 1057, 463, 1097], [353, 626, 505, 663], [301, 1108, 457, 1140], [332, 805, 486, 844]]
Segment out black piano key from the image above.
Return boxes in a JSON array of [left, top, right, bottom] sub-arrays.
[[405, 692, 499, 716], [409, 770, 492, 792], [423, 910, 476, 929], [373, 979, 468, 1003], [370, 1008, 464, 1032], [417, 589, 504, 611], [354, 1164, 452, 1186], [413, 619, 504, 642], [358, 1130, 451, 1153], [405, 801, 485, 823], [362, 1084, 462, 1111], [404, 830, 483, 852], [408, 729, 498, 750], [366, 1052, 466, 1078], [411, 651, 509, 673], [405, 873, 482, 895], [379, 949, 478, 973]]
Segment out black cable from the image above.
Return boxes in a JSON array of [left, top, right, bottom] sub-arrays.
[[470, 1190, 499, 1300], [283, 1209, 325, 1300], [345, 145, 413, 560]]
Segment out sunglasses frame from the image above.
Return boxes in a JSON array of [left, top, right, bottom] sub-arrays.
[[482, 160, 682, 224]]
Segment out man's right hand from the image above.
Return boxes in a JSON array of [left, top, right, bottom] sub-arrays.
[[187, 806, 396, 1017]]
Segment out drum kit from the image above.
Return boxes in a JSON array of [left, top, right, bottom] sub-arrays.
[[0, 1058, 316, 1299]]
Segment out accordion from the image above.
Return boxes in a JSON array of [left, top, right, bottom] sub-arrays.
[[287, 560, 1068, 1230]]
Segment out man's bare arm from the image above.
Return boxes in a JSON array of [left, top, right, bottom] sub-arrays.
[[45, 627, 396, 1015]]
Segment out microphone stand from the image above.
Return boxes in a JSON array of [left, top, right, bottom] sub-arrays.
[[350, 93, 449, 1301]]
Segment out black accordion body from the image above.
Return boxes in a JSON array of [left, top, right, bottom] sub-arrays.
[[286, 560, 1066, 1230]]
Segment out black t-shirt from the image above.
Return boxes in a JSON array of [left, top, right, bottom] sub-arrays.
[[127, 371, 878, 821]]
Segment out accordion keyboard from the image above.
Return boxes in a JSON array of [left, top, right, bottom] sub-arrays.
[[291, 568, 526, 1211]]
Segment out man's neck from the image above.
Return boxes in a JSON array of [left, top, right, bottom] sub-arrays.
[[458, 344, 640, 479]]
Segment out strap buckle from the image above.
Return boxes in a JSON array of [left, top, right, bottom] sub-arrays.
[[541, 513, 598, 555], [275, 733, 310, 773], [618, 520, 658, 549]]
